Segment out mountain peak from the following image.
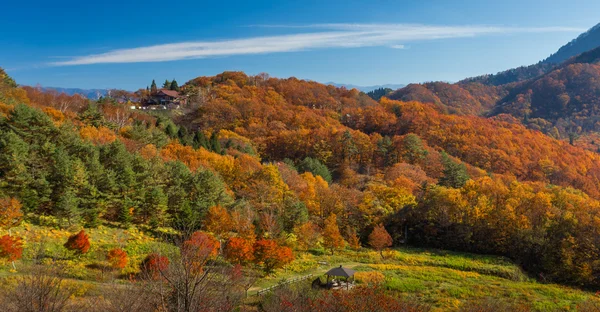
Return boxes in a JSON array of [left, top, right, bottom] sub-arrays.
[[544, 22, 600, 64]]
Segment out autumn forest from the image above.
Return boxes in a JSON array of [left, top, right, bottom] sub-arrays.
[[3, 25, 600, 311]]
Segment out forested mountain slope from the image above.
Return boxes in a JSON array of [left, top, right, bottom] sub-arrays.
[[389, 25, 600, 144], [544, 22, 600, 64], [2, 68, 600, 289]]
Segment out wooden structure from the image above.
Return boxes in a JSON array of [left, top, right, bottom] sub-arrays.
[[143, 89, 187, 108], [312, 265, 356, 290]]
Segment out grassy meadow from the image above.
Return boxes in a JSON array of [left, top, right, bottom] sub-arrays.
[[1, 220, 599, 311]]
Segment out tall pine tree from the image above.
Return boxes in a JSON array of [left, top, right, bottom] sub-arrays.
[[170, 80, 179, 91], [438, 152, 470, 188]]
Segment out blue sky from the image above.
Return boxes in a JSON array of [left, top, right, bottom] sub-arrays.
[[1, 0, 599, 90]]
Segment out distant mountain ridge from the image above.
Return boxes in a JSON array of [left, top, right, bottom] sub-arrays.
[[35, 87, 111, 99], [544, 23, 600, 64], [324, 82, 405, 93], [390, 22, 600, 142]]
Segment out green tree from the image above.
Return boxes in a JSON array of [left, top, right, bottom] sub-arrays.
[[78, 103, 104, 127], [118, 197, 134, 227], [174, 169, 232, 231], [150, 80, 158, 93], [141, 187, 168, 227], [170, 80, 179, 91], [162, 80, 171, 89], [376, 136, 397, 167], [209, 132, 222, 154], [165, 123, 178, 138], [438, 152, 470, 188], [193, 131, 209, 150], [0, 67, 17, 88], [177, 126, 192, 146], [401, 134, 428, 164], [56, 188, 80, 226], [339, 130, 358, 163], [298, 157, 332, 183]]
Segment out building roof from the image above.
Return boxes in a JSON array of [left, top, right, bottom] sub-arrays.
[[325, 266, 356, 278], [157, 89, 180, 97]]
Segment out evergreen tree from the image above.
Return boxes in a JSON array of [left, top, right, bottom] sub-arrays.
[[141, 187, 168, 227], [180, 169, 233, 230], [118, 198, 133, 227], [376, 136, 397, 167], [0, 131, 33, 206], [78, 103, 104, 127], [193, 131, 209, 150], [56, 187, 80, 226], [170, 80, 179, 91], [209, 131, 222, 154], [401, 134, 428, 164], [340, 130, 358, 162], [177, 126, 192, 146], [298, 157, 332, 183], [438, 152, 470, 188], [366, 87, 393, 101], [150, 80, 158, 94], [162, 79, 171, 89], [165, 123, 178, 138], [0, 67, 17, 88]]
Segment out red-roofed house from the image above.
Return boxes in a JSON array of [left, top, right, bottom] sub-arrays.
[[144, 89, 187, 109]]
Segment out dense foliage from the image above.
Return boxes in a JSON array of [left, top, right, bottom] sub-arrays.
[[2, 67, 600, 289]]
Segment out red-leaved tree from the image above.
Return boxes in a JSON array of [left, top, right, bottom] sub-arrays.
[[183, 231, 220, 259], [368, 224, 393, 258], [140, 253, 169, 279], [64, 230, 91, 255], [107, 248, 128, 269], [224, 237, 254, 264], [253, 239, 294, 273], [0, 235, 23, 262]]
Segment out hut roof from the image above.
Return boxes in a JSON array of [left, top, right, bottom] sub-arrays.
[[325, 266, 356, 278]]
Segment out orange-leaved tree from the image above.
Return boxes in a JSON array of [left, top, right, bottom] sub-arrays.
[[0, 197, 23, 234], [294, 221, 321, 251], [253, 239, 293, 273], [204, 205, 233, 239], [183, 231, 220, 259], [369, 224, 393, 258], [182, 231, 220, 274], [0, 235, 23, 266], [107, 248, 128, 269], [64, 230, 91, 255], [322, 214, 345, 255], [346, 227, 361, 251], [224, 237, 254, 264]]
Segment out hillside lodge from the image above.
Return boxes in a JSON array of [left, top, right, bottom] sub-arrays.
[[140, 89, 187, 110]]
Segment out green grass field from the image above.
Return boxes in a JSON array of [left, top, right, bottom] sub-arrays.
[[1, 221, 599, 311]]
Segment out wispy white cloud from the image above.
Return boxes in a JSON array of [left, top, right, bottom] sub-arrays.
[[390, 44, 406, 49], [51, 24, 585, 66]]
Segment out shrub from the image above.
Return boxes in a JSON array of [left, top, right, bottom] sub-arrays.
[[64, 230, 91, 255], [140, 253, 169, 278], [107, 248, 128, 269], [354, 271, 385, 286]]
